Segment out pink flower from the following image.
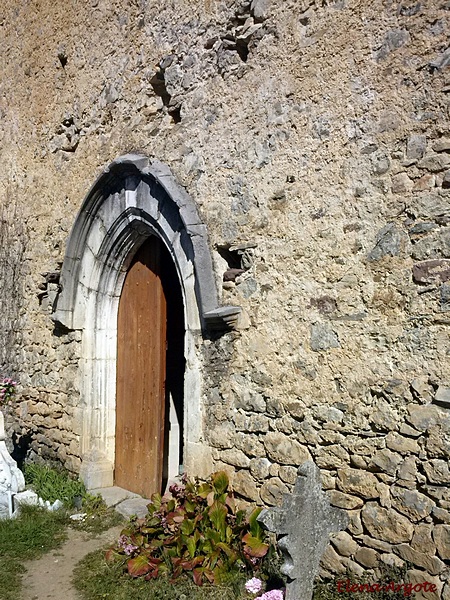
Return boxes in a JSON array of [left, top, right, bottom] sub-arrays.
[[245, 577, 263, 594], [255, 591, 284, 600]]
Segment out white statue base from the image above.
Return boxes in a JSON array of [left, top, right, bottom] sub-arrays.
[[0, 410, 25, 519]]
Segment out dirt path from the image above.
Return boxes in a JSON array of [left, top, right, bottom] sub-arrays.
[[21, 525, 123, 600]]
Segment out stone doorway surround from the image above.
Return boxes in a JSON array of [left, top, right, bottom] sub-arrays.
[[53, 154, 240, 490]]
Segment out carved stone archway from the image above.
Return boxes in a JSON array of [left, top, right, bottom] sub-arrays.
[[53, 154, 240, 489]]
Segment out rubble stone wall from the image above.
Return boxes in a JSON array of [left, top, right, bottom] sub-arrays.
[[0, 0, 449, 592]]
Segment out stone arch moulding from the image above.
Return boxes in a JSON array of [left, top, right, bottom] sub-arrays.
[[52, 154, 241, 490]]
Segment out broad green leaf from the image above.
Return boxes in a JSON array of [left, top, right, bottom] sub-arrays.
[[181, 518, 195, 535], [248, 507, 264, 538], [149, 493, 162, 510], [242, 532, 269, 558], [208, 501, 227, 536], [197, 483, 212, 498], [127, 554, 152, 577], [186, 535, 197, 558], [211, 471, 229, 496], [205, 527, 221, 544]]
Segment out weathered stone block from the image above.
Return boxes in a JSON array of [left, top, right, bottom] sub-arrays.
[[424, 459, 450, 484], [418, 153, 450, 172], [432, 524, 450, 560], [249, 457, 271, 480], [395, 544, 445, 575], [337, 468, 379, 499], [316, 445, 350, 469], [232, 469, 259, 501], [369, 449, 402, 475], [216, 448, 250, 468], [432, 138, 450, 152], [361, 503, 413, 543], [391, 486, 435, 521], [411, 523, 436, 555], [385, 432, 420, 454], [330, 531, 358, 557], [354, 547, 379, 568], [407, 404, 450, 431], [263, 431, 311, 465], [328, 490, 363, 510], [260, 477, 289, 506], [392, 172, 413, 193], [407, 135, 427, 159], [407, 570, 442, 600], [310, 323, 340, 352]]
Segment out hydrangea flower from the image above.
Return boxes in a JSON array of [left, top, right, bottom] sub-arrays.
[[118, 534, 138, 556], [245, 577, 263, 594], [255, 590, 284, 600]]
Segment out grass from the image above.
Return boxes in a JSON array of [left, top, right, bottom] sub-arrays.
[[0, 463, 124, 600], [23, 462, 123, 534], [0, 505, 69, 600], [73, 549, 248, 600], [23, 462, 86, 507]]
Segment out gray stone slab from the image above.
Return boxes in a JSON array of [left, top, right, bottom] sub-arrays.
[[89, 486, 140, 508], [115, 497, 151, 519]]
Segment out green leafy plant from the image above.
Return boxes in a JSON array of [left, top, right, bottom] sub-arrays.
[[0, 377, 17, 407], [23, 463, 87, 508], [107, 471, 270, 586]]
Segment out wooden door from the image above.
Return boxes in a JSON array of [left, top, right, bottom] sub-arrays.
[[115, 236, 167, 497]]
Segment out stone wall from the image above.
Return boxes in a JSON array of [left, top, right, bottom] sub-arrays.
[[0, 0, 449, 593]]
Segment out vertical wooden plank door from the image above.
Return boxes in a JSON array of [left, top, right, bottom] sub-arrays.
[[115, 236, 167, 497]]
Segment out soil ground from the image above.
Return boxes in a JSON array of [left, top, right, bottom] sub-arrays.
[[21, 524, 123, 600]]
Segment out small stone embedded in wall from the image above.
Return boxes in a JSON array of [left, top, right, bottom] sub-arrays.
[[328, 490, 364, 510], [392, 172, 413, 193], [376, 29, 411, 61], [418, 153, 450, 172], [412, 259, 450, 284], [424, 459, 450, 484], [433, 138, 450, 152], [361, 502, 414, 544], [391, 486, 435, 522], [310, 323, 340, 352], [434, 385, 450, 407], [236, 277, 257, 298], [263, 431, 311, 465], [367, 223, 404, 261], [260, 477, 289, 506], [407, 134, 427, 160], [371, 153, 390, 175], [433, 525, 450, 560], [337, 468, 380, 499]]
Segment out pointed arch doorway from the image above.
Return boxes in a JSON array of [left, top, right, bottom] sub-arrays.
[[115, 235, 184, 497], [52, 154, 241, 493]]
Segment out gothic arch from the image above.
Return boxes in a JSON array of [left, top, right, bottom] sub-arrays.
[[53, 154, 240, 489]]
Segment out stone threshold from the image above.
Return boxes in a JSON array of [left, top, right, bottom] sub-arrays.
[[89, 486, 151, 518]]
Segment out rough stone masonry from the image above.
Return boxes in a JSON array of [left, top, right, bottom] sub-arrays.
[[0, 0, 449, 595]]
